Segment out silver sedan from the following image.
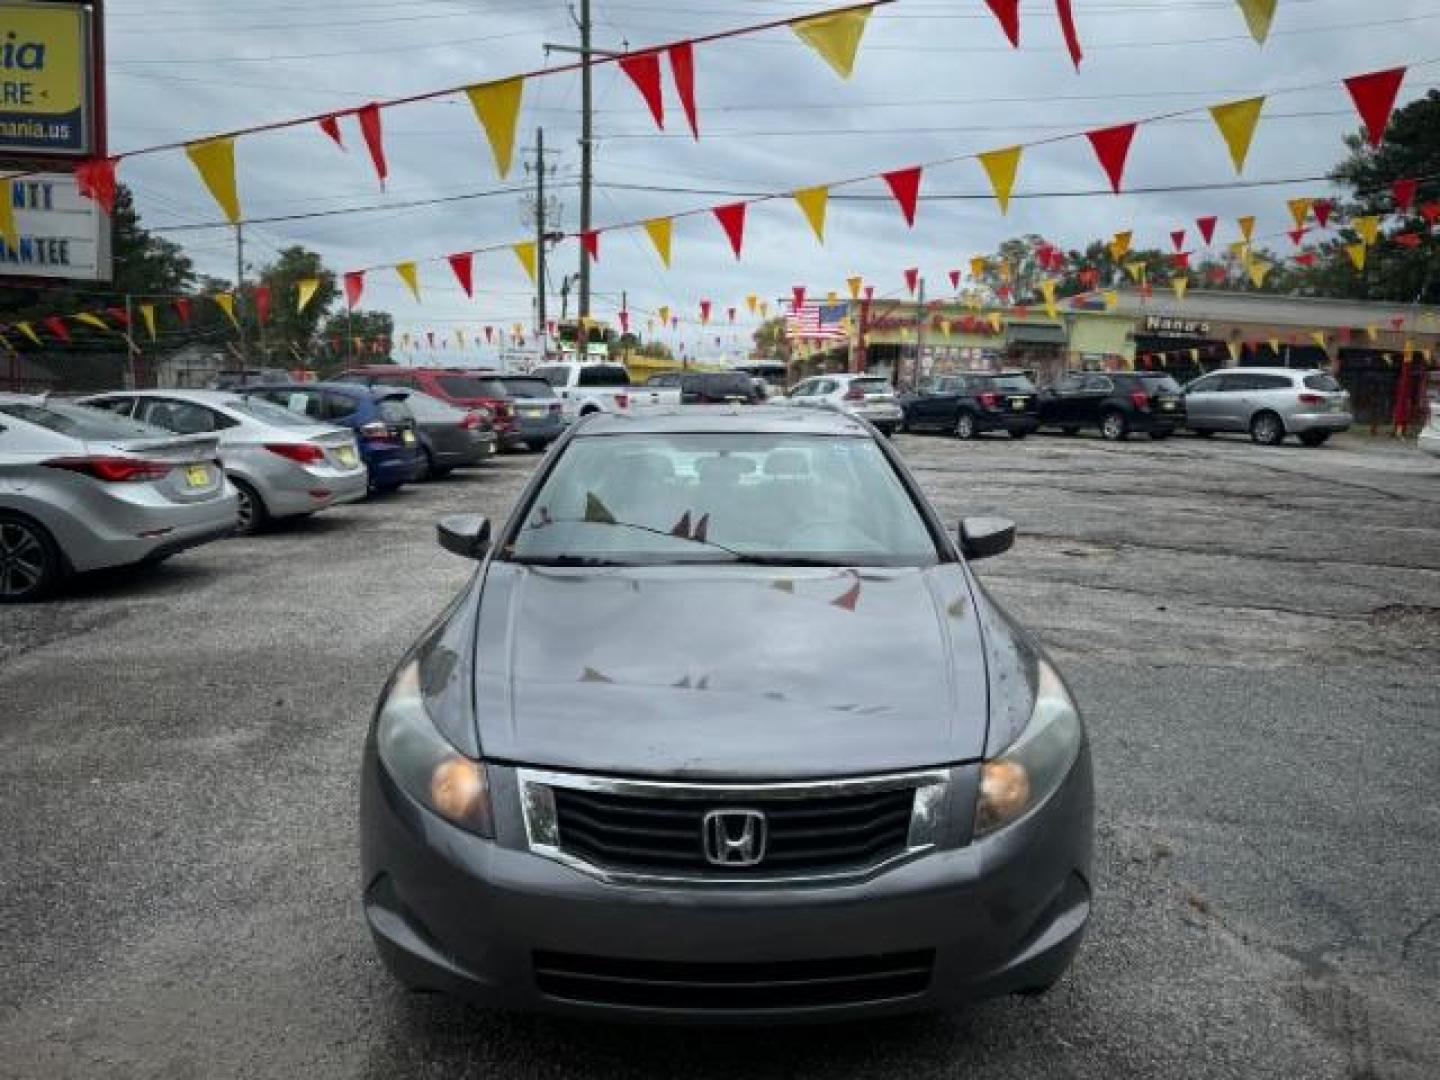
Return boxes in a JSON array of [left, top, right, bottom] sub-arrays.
[[0, 394, 238, 601], [83, 390, 368, 534]]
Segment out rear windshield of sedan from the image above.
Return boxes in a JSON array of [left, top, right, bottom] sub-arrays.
[[437, 375, 508, 399], [507, 433, 940, 566], [985, 375, 1037, 393], [0, 400, 167, 440], [851, 379, 894, 395], [1304, 374, 1342, 392], [501, 378, 557, 399], [227, 397, 324, 427]]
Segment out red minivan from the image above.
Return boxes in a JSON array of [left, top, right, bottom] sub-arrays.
[[338, 367, 522, 450]]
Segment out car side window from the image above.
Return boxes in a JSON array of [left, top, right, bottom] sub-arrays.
[[324, 392, 360, 420], [1253, 374, 1293, 390], [1216, 374, 1253, 392], [89, 397, 136, 417], [1187, 375, 1222, 394], [1083, 375, 1114, 393], [1054, 374, 1085, 393]]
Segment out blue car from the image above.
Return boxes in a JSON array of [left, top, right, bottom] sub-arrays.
[[240, 383, 422, 493]]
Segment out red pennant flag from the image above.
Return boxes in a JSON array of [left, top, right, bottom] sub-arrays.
[[667, 41, 698, 139], [44, 316, 70, 343], [619, 51, 665, 129], [318, 114, 344, 150], [1196, 215, 1218, 244], [712, 202, 746, 259], [997, 283, 1014, 300], [1056, 0, 1083, 70], [1344, 67, 1406, 149], [343, 271, 365, 309], [863, 285, 874, 302], [1314, 199, 1334, 228], [1421, 202, 1440, 228], [983, 0, 1020, 47], [618, 310, 630, 334], [356, 103, 388, 189], [1014, 305, 1030, 320], [255, 286, 271, 325], [1170, 229, 1186, 252], [792, 285, 806, 310], [1339, 327, 1352, 345], [1139, 283, 1153, 299], [580, 230, 600, 262], [882, 166, 923, 227], [104, 306, 128, 326], [174, 298, 191, 325], [904, 267, 919, 295], [1392, 178, 1419, 213], [448, 252, 474, 297], [1394, 232, 1422, 249], [948, 269, 961, 290], [1086, 123, 1138, 193], [699, 300, 712, 323], [1171, 252, 1191, 270], [1288, 228, 1307, 246], [74, 157, 118, 214], [1392, 316, 1407, 331], [546, 320, 557, 336], [484, 326, 494, 344]]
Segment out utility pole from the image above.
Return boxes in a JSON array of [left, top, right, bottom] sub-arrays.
[[535, 127, 548, 350], [234, 223, 247, 366], [578, 0, 592, 322], [124, 293, 139, 388], [912, 277, 927, 391]]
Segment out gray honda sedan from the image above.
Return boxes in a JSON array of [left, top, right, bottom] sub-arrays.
[[360, 407, 1093, 1021]]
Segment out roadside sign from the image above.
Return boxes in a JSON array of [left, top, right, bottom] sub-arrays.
[[0, 1, 97, 158], [0, 170, 110, 280]]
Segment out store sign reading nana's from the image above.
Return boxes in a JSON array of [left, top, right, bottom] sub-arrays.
[[1144, 315, 1211, 337]]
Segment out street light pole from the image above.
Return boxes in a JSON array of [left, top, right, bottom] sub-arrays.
[[578, 0, 592, 322]]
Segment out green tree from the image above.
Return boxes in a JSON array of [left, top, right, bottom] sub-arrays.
[[245, 246, 338, 363], [317, 309, 394, 372], [751, 316, 787, 357]]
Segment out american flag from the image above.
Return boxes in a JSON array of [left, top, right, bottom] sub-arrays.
[[786, 302, 850, 342]]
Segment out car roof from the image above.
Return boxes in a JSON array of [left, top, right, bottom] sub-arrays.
[[575, 406, 873, 437], [239, 381, 392, 398], [1209, 367, 1317, 376]]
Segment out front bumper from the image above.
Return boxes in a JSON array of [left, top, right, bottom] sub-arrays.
[[360, 752, 1093, 1022]]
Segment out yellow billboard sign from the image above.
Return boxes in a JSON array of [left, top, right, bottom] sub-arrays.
[[0, 2, 93, 156]]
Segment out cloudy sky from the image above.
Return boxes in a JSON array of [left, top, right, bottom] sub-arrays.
[[106, 0, 1440, 364]]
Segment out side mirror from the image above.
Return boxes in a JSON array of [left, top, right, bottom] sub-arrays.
[[437, 514, 491, 560], [959, 516, 1016, 561]]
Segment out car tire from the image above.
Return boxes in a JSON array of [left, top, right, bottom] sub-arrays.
[[1009, 429, 1028, 440], [231, 478, 268, 536], [1298, 431, 1331, 447], [1250, 411, 1285, 446], [955, 412, 979, 440], [431, 465, 454, 478], [1149, 431, 1172, 441], [0, 512, 63, 603], [1061, 426, 1080, 436], [1100, 411, 1129, 441]]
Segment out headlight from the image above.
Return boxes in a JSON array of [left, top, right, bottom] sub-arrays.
[[974, 660, 1083, 838], [376, 660, 494, 836]]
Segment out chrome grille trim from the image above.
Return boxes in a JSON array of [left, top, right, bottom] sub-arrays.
[[516, 767, 952, 886]]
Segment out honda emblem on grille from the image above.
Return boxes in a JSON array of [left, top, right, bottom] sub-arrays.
[[701, 809, 768, 867]]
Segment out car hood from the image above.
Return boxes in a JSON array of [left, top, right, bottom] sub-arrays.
[[471, 561, 989, 780]]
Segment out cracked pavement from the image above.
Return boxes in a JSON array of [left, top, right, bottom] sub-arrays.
[[1, 428, 1437, 1079]]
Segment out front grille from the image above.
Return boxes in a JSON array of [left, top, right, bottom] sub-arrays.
[[550, 786, 917, 878], [533, 949, 934, 1011]]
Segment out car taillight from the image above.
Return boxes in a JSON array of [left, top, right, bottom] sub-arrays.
[[1130, 391, 1150, 410], [615, 393, 630, 409], [843, 387, 865, 401], [1298, 392, 1326, 406], [978, 391, 1000, 409], [495, 402, 513, 418], [359, 420, 391, 440], [265, 442, 325, 464], [44, 456, 174, 482], [459, 411, 482, 430]]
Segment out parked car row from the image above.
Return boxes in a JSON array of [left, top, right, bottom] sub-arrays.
[[0, 379, 505, 602]]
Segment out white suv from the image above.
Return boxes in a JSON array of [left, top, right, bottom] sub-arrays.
[[786, 374, 903, 436]]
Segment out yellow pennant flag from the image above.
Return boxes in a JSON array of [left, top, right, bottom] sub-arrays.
[[1269, 337, 1281, 354], [512, 241, 537, 283], [940, 320, 952, 339], [658, 305, 671, 325], [140, 303, 157, 341], [1226, 341, 1241, 364], [185, 137, 241, 224], [643, 217, 673, 268], [1346, 242, 1367, 271], [296, 278, 321, 313], [826, 291, 837, 304], [73, 313, 110, 332], [969, 256, 988, 279], [1238, 215, 1256, 242], [1366, 324, 1379, 343], [0, 179, 16, 253], [988, 312, 1003, 333], [466, 77, 524, 179], [1287, 198, 1313, 231], [1248, 258, 1272, 287], [213, 292, 239, 328], [789, 8, 872, 80], [977, 146, 1022, 215], [1109, 231, 1133, 260], [1103, 290, 1119, 311], [1125, 261, 1146, 284], [1229, 240, 1251, 262], [396, 261, 421, 301], [1311, 332, 1328, 350], [847, 276, 863, 301], [1352, 215, 1380, 246], [1209, 97, 1266, 175], [745, 293, 758, 315], [1039, 279, 1058, 320], [792, 186, 829, 244], [1190, 348, 1200, 363], [16, 321, 40, 346], [1236, 0, 1278, 44], [1172, 276, 1189, 300]]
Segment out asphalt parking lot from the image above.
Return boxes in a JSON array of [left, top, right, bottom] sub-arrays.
[[2, 429, 1438, 1079]]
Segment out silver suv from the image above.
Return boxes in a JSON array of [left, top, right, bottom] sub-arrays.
[[1182, 368, 1352, 447], [785, 373, 903, 436]]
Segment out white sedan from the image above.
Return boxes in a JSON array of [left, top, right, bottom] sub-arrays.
[[784, 374, 904, 435]]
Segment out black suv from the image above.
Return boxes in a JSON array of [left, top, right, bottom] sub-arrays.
[[647, 371, 761, 404], [899, 371, 1040, 439], [1037, 371, 1185, 441]]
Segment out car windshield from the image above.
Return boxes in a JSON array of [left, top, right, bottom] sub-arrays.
[[1304, 374, 1342, 392], [0, 399, 168, 440], [226, 396, 323, 428], [502, 378, 557, 399], [506, 433, 939, 567], [577, 365, 631, 388], [437, 375, 507, 399]]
